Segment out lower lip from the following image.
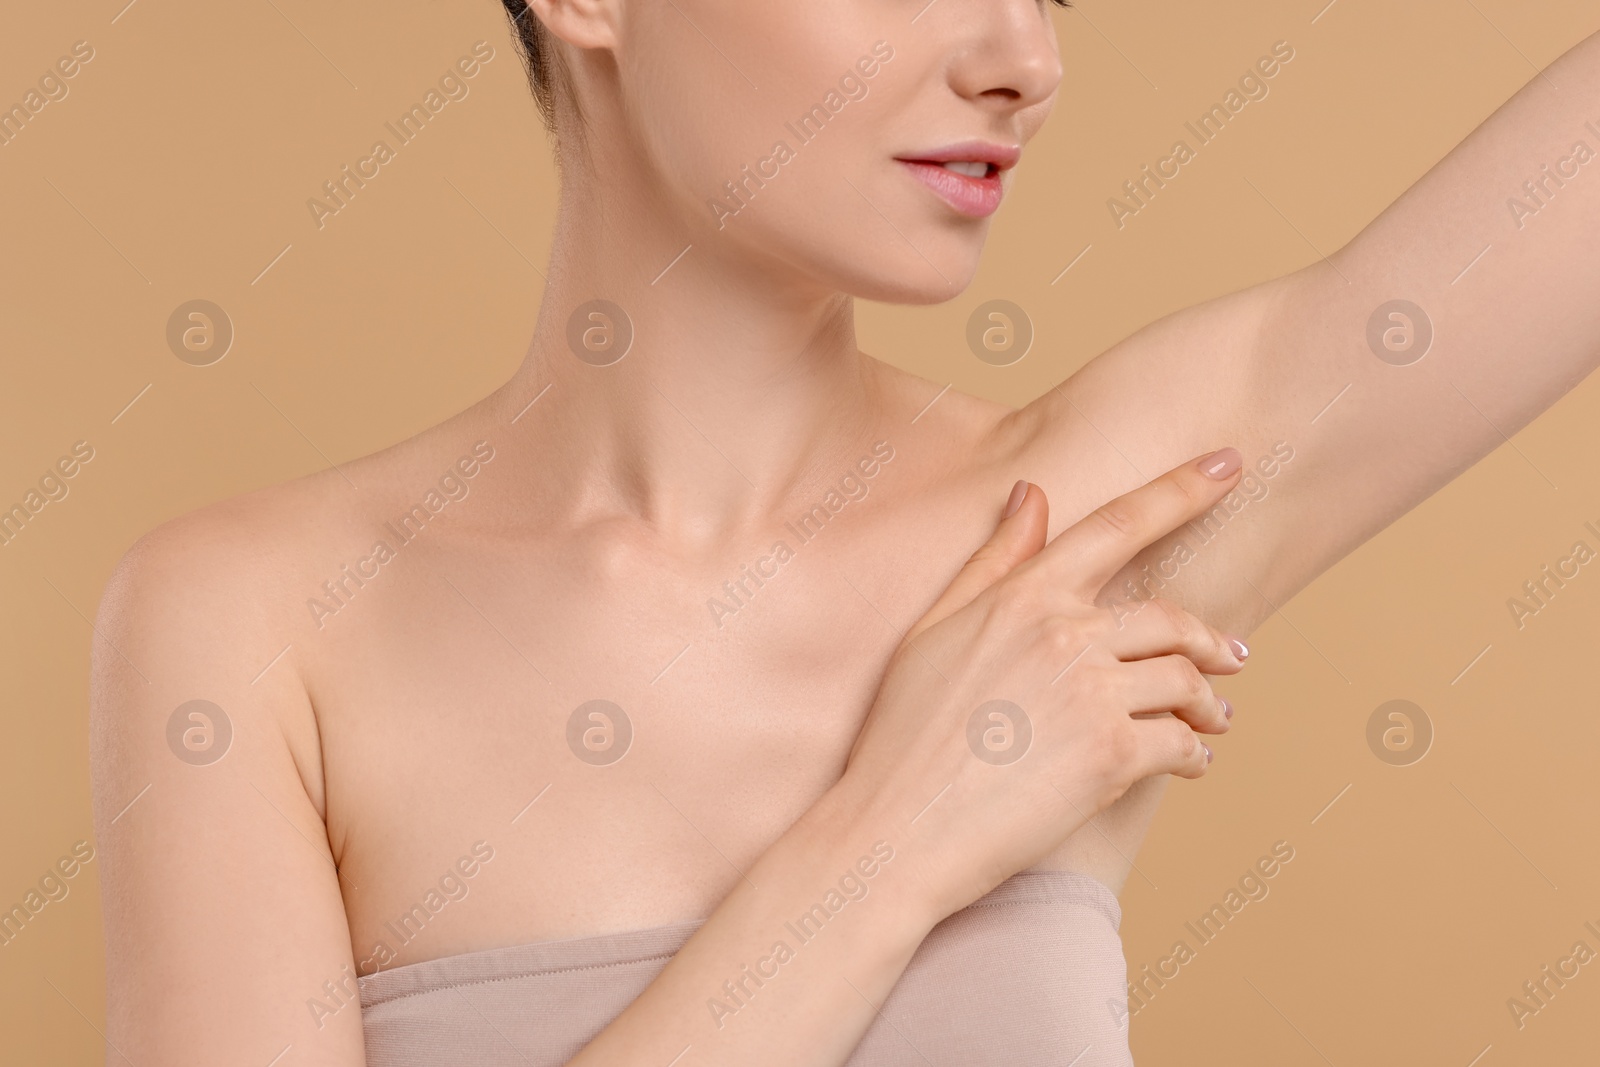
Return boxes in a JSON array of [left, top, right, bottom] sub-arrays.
[[896, 160, 1005, 218]]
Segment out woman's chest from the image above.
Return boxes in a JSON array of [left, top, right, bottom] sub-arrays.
[[314, 507, 983, 971]]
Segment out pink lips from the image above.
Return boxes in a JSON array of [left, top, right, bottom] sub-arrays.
[[894, 141, 1021, 219]]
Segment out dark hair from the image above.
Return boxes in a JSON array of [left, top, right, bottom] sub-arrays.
[[498, 0, 1074, 133], [499, 1, 562, 133]]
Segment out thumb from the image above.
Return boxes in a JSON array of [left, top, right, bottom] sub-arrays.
[[904, 480, 1048, 644]]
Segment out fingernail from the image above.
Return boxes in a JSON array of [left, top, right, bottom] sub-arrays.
[[1003, 479, 1028, 518], [1202, 743, 1214, 764], [1199, 448, 1242, 480], [1228, 637, 1249, 661], [1220, 697, 1233, 720]]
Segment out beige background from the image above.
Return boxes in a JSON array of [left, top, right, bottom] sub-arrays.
[[3, 0, 1599, 1062]]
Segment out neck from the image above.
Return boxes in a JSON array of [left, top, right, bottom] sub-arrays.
[[496, 174, 885, 543]]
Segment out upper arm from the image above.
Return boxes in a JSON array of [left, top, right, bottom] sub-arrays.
[[1041, 28, 1600, 636], [90, 514, 365, 1065]]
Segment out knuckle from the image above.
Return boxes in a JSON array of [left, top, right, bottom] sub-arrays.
[[1153, 597, 1193, 641], [1090, 500, 1141, 541], [1170, 469, 1208, 509], [1170, 656, 1208, 700], [1038, 614, 1082, 657], [963, 543, 1013, 585], [1159, 722, 1199, 775], [1199, 624, 1227, 660]]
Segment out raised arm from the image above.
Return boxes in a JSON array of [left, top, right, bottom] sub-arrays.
[[1042, 27, 1600, 634]]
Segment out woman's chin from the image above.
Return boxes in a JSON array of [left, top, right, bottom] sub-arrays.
[[820, 248, 983, 306], [852, 270, 979, 307]]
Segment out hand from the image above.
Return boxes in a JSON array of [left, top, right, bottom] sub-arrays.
[[837, 449, 1249, 917]]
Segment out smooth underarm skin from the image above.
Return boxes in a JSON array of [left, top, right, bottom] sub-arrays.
[[1055, 28, 1600, 637], [1015, 28, 1600, 884], [88, 16, 1600, 1067], [1010, 28, 1600, 884]]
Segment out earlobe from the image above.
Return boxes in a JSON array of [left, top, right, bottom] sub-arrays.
[[527, 0, 621, 51]]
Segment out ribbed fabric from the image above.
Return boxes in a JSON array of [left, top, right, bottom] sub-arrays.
[[360, 869, 1132, 1065]]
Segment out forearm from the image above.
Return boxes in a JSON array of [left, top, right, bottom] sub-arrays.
[[569, 782, 943, 1067]]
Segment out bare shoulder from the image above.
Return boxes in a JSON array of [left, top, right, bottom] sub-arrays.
[[98, 398, 500, 628], [97, 441, 385, 679], [99, 466, 344, 639], [91, 403, 501, 812], [88, 402, 512, 1058]]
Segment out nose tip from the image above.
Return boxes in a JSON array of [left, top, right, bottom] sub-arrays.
[[951, 2, 1064, 114]]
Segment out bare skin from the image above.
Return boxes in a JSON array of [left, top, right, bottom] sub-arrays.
[[92, 368, 1246, 1066], [90, 2, 1600, 1064]]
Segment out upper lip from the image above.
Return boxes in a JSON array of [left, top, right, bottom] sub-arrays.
[[895, 140, 1022, 172]]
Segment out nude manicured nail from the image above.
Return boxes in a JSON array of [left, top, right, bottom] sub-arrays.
[[1202, 743, 1214, 764], [1003, 479, 1028, 518], [1228, 637, 1249, 661], [1220, 697, 1233, 720], [1200, 448, 1242, 480]]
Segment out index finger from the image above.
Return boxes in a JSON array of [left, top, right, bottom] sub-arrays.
[[1020, 448, 1243, 601]]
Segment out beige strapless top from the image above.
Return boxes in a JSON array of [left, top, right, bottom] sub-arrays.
[[358, 869, 1133, 1066]]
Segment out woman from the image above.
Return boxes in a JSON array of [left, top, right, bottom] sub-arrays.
[[89, 2, 1600, 1064]]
